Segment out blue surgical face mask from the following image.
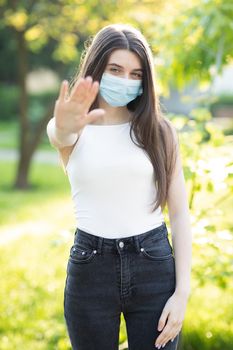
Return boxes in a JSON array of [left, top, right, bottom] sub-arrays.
[[99, 72, 143, 107]]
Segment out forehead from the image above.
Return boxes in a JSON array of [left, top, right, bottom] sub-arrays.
[[107, 49, 142, 69]]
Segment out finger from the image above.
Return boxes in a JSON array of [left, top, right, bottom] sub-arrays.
[[89, 80, 100, 101], [155, 319, 175, 348], [76, 76, 92, 96], [156, 325, 172, 346], [78, 78, 97, 110], [69, 77, 86, 101], [157, 306, 169, 331], [84, 75, 93, 90], [156, 324, 181, 348], [82, 80, 100, 110], [58, 80, 68, 101], [89, 80, 100, 99], [161, 331, 177, 348], [170, 330, 180, 342]]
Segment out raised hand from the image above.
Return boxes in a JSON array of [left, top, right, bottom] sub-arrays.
[[54, 76, 105, 134]]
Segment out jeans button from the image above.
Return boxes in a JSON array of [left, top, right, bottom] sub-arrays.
[[119, 241, 124, 248]]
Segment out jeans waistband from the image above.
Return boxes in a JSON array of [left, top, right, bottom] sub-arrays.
[[74, 222, 168, 254]]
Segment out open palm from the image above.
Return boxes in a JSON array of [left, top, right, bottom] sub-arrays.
[[54, 76, 105, 134]]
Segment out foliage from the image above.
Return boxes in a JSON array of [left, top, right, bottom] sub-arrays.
[[0, 0, 123, 67], [147, 0, 233, 93], [0, 86, 57, 123], [207, 94, 233, 119], [197, 93, 233, 121], [1, 0, 232, 87], [208, 94, 233, 106], [28, 91, 58, 124], [0, 84, 19, 121]]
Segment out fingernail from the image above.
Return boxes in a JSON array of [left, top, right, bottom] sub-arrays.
[[162, 344, 166, 348]]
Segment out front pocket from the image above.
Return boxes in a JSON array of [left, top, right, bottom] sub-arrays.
[[69, 243, 97, 264], [139, 236, 174, 261], [140, 247, 173, 261]]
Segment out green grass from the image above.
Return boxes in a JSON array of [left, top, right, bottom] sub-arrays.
[[182, 284, 233, 350], [0, 161, 71, 226], [0, 231, 71, 350]]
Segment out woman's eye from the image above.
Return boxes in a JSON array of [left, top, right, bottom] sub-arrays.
[[132, 72, 142, 78], [110, 68, 119, 73]]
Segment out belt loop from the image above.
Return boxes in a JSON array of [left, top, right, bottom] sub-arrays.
[[97, 236, 103, 254], [133, 234, 141, 253]]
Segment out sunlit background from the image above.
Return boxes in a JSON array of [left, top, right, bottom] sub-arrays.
[[0, 0, 232, 349]]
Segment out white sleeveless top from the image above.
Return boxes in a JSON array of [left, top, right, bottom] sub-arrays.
[[66, 121, 164, 238]]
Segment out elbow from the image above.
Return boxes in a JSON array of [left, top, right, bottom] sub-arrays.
[[46, 118, 58, 149]]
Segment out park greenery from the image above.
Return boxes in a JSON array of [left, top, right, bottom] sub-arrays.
[[0, 0, 233, 349]]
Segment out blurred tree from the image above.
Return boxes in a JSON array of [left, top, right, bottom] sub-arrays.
[[146, 0, 233, 94], [0, 0, 120, 188]]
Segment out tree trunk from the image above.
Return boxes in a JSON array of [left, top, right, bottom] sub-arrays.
[[13, 30, 55, 189], [13, 30, 31, 189], [14, 147, 34, 189], [13, 104, 55, 189]]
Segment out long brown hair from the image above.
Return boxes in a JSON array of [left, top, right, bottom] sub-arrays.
[[70, 23, 178, 212]]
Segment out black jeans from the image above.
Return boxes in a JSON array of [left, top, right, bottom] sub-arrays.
[[64, 222, 180, 350]]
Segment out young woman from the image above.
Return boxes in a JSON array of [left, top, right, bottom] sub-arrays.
[[47, 23, 192, 350]]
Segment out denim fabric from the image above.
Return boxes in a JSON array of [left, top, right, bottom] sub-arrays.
[[63, 222, 180, 350]]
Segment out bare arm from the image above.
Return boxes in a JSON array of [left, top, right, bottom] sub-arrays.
[[155, 128, 192, 348], [46, 116, 79, 149], [167, 147, 192, 296]]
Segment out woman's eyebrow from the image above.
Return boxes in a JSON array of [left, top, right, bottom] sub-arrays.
[[108, 63, 143, 71]]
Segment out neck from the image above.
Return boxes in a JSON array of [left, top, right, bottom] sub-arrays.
[[97, 95, 132, 124]]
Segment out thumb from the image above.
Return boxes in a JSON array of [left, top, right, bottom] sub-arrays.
[[157, 306, 169, 331], [85, 108, 106, 124]]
